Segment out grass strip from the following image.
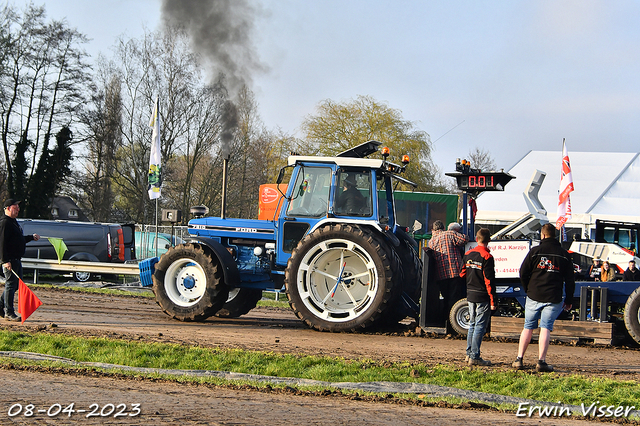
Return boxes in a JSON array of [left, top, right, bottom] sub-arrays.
[[0, 329, 637, 407]]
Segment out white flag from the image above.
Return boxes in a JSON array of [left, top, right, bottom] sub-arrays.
[[556, 139, 574, 229], [148, 98, 162, 199]]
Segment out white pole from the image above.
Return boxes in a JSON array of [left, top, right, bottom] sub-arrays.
[[154, 198, 159, 257]]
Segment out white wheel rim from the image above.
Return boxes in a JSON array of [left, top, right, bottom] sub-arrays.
[[164, 258, 207, 307], [296, 238, 379, 323], [456, 306, 470, 330], [75, 272, 91, 282], [226, 287, 240, 303]]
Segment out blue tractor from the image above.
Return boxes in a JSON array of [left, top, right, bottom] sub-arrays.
[[151, 141, 422, 332]]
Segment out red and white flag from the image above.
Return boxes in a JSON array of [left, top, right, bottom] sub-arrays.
[[556, 139, 574, 229]]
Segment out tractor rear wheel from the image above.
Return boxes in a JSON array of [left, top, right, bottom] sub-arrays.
[[216, 288, 263, 318], [384, 238, 423, 324], [152, 243, 228, 321], [624, 286, 640, 345], [285, 224, 398, 332]]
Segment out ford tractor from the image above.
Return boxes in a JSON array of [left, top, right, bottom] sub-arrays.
[[151, 141, 422, 332]]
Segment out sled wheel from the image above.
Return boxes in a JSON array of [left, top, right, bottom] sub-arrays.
[[285, 224, 397, 332], [624, 286, 640, 345], [449, 298, 470, 336], [152, 243, 228, 321], [216, 288, 263, 318]]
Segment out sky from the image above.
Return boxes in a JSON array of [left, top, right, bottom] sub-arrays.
[[41, 0, 640, 180]]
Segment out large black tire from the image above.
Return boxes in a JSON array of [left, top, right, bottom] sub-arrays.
[[152, 243, 229, 321], [285, 224, 398, 332], [449, 298, 470, 336], [624, 286, 640, 345], [215, 288, 263, 318], [384, 238, 423, 324]]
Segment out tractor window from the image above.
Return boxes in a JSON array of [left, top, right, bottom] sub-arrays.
[[602, 227, 616, 244], [377, 177, 389, 224], [595, 221, 640, 254], [286, 167, 331, 218], [282, 222, 310, 253], [617, 229, 639, 253], [334, 169, 372, 217]]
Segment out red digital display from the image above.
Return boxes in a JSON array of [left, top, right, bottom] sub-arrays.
[[445, 171, 514, 193], [460, 175, 495, 189]]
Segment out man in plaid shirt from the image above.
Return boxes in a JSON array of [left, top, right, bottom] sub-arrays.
[[428, 220, 469, 322]]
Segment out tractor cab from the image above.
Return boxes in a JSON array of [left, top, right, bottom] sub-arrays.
[[274, 141, 415, 266]]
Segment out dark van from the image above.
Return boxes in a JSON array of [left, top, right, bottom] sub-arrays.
[[19, 219, 136, 282]]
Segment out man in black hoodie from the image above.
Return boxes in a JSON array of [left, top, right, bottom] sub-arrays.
[[0, 199, 40, 321], [513, 223, 574, 372], [460, 228, 496, 366]]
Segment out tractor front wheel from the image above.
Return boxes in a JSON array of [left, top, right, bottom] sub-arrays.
[[152, 244, 228, 321]]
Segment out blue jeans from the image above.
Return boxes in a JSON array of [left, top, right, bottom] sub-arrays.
[[523, 297, 564, 331], [466, 301, 491, 360], [1, 260, 22, 317]]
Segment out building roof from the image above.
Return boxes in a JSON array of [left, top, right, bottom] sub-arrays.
[[475, 150, 640, 226], [51, 196, 89, 221]]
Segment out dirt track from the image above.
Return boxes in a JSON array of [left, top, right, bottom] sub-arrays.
[[1, 287, 639, 424]]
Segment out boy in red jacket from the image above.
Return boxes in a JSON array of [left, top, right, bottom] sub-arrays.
[[460, 228, 496, 366]]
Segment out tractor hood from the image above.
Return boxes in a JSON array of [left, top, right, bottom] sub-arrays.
[[188, 217, 276, 241]]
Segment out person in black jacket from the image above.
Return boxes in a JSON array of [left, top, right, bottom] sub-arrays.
[[460, 228, 496, 366], [624, 260, 640, 281], [512, 223, 574, 372], [335, 176, 365, 215], [0, 199, 40, 321]]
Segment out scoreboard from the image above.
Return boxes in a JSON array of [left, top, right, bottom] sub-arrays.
[[445, 171, 514, 193]]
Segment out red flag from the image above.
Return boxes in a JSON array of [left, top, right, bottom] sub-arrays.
[[556, 139, 574, 230], [469, 198, 478, 221], [18, 277, 43, 324]]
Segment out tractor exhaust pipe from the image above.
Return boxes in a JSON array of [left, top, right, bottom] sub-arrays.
[[219, 100, 237, 220], [221, 156, 229, 219]]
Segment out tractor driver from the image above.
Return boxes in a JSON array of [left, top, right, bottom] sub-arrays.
[[336, 176, 365, 215]]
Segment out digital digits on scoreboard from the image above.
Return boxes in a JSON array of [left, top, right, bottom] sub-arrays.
[[445, 170, 514, 193]]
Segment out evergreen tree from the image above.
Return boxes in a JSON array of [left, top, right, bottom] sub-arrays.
[[23, 126, 72, 218]]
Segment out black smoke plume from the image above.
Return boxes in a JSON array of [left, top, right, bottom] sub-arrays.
[[161, 0, 264, 157], [220, 100, 238, 158], [161, 0, 264, 95]]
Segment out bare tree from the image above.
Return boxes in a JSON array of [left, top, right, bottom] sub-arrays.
[[467, 146, 497, 172], [72, 70, 122, 221], [85, 26, 229, 223], [0, 3, 90, 215]]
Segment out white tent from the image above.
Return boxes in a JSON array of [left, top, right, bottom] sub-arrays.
[[474, 150, 640, 235]]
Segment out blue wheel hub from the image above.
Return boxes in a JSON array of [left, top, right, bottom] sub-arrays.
[[183, 275, 196, 290]]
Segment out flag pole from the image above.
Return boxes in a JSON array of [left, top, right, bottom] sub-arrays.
[[148, 96, 162, 257], [155, 198, 159, 257]]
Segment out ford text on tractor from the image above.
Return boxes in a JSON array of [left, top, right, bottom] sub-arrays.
[[150, 141, 423, 332]]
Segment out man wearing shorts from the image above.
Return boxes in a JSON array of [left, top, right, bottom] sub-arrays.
[[513, 223, 575, 372]]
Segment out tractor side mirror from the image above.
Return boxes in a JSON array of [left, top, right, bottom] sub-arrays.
[[276, 167, 286, 184]]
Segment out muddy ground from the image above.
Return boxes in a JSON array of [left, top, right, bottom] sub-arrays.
[[1, 286, 639, 425]]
